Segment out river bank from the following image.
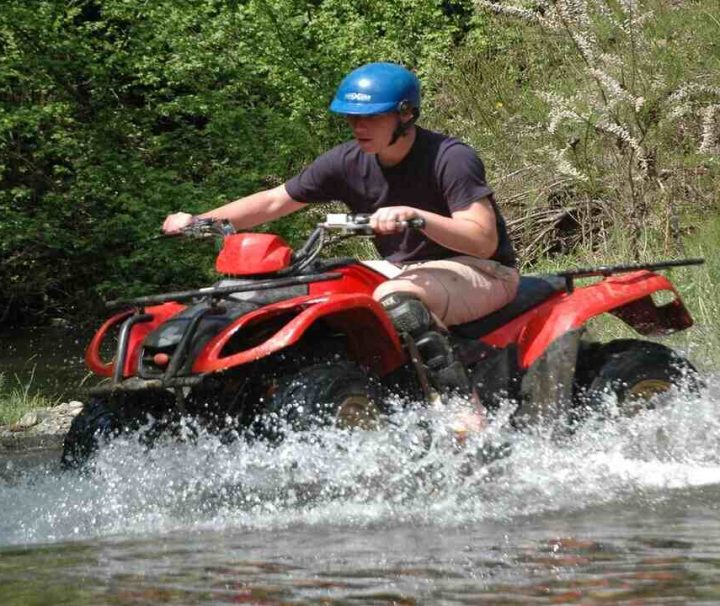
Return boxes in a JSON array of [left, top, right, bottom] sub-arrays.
[[0, 401, 82, 455]]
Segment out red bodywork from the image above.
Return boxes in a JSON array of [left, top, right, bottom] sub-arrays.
[[481, 271, 692, 369], [86, 302, 186, 377], [193, 292, 404, 374], [86, 262, 401, 380], [86, 233, 693, 381], [216, 233, 293, 275]]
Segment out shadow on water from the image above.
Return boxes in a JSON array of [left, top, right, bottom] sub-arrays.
[[0, 373, 719, 604]]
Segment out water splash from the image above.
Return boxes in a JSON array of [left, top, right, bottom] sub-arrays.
[[1, 376, 719, 547]]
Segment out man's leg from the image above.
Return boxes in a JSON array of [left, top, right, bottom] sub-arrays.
[[374, 256, 520, 399], [378, 292, 473, 398], [374, 256, 519, 326]]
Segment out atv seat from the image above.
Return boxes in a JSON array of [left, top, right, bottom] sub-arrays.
[[451, 275, 567, 339]]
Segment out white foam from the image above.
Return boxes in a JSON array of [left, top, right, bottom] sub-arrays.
[[1, 375, 718, 546]]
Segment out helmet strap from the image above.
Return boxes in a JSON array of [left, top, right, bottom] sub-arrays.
[[389, 106, 419, 146]]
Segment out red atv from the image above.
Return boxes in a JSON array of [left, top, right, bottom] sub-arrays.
[[62, 215, 703, 467]]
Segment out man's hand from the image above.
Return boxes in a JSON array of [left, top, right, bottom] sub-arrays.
[[162, 212, 194, 234], [369, 206, 423, 234]]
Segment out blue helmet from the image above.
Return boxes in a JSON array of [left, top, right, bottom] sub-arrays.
[[330, 62, 421, 116]]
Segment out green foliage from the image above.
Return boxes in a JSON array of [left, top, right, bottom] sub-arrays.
[[0, 0, 472, 325]]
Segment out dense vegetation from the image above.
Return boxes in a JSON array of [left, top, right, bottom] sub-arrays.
[[1, 0, 718, 328]]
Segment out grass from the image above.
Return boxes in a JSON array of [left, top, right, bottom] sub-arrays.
[[670, 215, 720, 369], [0, 370, 61, 427]]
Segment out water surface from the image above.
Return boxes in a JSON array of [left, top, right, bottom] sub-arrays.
[[2, 377, 720, 604]]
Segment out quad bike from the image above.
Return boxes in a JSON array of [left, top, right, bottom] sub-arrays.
[[62, 215, 704, 468]]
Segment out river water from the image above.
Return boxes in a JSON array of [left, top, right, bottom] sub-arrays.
[[1, 330, 720, 604]]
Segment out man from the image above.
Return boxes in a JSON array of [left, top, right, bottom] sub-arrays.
[[163, 62, 519, 402]]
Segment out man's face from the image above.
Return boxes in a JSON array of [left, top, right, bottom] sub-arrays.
[[346, 112, 401, 154]]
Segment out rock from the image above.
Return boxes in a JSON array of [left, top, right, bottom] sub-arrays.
[[0, 401, 84, 452], [16, 411, 39, 429]]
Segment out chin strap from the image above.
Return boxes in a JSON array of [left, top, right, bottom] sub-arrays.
[[389, 106, 420, 146]]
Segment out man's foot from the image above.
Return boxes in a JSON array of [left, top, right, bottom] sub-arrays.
[[449, 398, 488, 445]]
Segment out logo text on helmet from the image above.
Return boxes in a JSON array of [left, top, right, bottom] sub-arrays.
[[345, 92, 371, 102]]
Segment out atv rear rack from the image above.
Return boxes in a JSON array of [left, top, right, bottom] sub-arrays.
[[555, 258, 704, 293]]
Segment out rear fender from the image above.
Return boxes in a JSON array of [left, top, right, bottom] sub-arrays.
[[482, 271, 692, 369], [193, 293, 406, 375]]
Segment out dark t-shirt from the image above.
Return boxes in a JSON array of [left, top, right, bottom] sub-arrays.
[[285, 127, 516, 267]]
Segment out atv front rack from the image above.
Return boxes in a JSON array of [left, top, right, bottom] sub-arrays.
[[106, 271, 342, 309], [94, 271, 344, 390]]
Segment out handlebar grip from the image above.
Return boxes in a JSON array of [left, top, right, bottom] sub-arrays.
[[401, 217, 426, 230], [170, 216, 237, 237]]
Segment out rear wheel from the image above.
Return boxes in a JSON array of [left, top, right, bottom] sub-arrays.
[[573, 339, 701, 420], [255, 360, 383, 441]]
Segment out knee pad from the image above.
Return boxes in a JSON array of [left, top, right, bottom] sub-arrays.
[[379, 294, 433, 337], [381, 294, 472, 396]]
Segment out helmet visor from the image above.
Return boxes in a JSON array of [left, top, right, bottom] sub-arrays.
[[329, 98, 400, 116]]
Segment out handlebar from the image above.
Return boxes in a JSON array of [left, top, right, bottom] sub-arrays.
[[166, 213, 424, 275], [169, 213, 425, 239], [318, 213, 426, 234]]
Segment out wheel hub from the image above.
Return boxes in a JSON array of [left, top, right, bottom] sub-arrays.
[[625, 378, 673, 414], [335, 395, 379, 429], [627, 378, 672, 400]]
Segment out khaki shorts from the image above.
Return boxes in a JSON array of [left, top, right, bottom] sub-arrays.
[[373, 256, 520, 327]]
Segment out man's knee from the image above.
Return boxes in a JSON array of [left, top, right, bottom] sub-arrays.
[[378, 292, 433, 337], [373, 279, 428, 304]]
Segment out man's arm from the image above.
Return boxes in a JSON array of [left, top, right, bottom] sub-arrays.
[[163, 184, 306, 233], [369, 198, 499, 259]]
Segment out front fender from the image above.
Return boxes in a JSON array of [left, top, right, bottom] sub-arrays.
[[86, 303, 186, 377], [482, 271, 692, 369], [193, 293, 406, 375]]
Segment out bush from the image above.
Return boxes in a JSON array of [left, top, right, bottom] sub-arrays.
[[427, 0, 720, 264], [0, 0, 474, 326]]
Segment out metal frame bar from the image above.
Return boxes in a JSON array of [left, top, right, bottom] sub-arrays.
[[89, 375, 204, 396], [163, 305, 225, 380], [106, 272, 342, 309], [555, 258, 704, 293], [113, 313, 153, 384]]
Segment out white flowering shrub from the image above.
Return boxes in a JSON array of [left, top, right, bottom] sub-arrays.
[[428, 0, 719, 260]]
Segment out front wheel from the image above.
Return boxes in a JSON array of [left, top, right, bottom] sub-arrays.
[[255, 360, 383, 441], [573, 340, 702, 420], [61, 393, 174, 469]]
